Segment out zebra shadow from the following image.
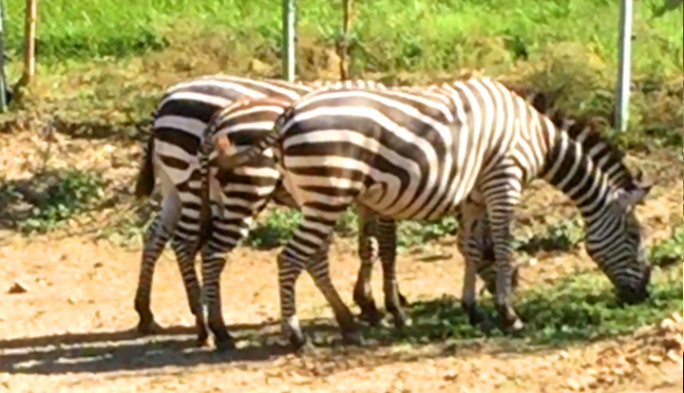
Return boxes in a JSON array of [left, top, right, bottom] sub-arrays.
[[2, 274, 676, 376]]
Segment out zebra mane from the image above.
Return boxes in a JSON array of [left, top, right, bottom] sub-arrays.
[[549, 110, 649, 191], [504, 83, 645, 192]]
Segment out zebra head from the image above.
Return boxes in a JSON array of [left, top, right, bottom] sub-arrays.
[[584, 172, 653, 305]]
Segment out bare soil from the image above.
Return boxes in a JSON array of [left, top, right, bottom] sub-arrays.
[[0, 131, 682, 393]]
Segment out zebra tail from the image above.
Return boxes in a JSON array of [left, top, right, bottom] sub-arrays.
[[134, 134, 156, 199], [196, 121, 217, 254]]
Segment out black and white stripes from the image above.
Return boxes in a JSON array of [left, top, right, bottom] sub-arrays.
[[219, 77, 653, 349]]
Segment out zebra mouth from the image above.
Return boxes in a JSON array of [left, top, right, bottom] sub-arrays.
[[617, 265, 652, 305]]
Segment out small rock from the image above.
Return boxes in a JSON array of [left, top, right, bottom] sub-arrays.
[[666, 350, 683, 364], [559, 351, 571, 359], [647, 355, 663, 365], [660, 318, 678, 333], [566, 378, 582, 391], [93, 262, 103, 268], [8, 281, 29, 294], [67, 297, 77, 305], [443, 371, 458, 381]]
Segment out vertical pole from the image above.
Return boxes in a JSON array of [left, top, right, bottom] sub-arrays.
[[0, 0, 7, 112], [282, 0, 296, 82], [615, 0, 633, 133], [339, 0, 353, 80], [21, 0, 37, 87]]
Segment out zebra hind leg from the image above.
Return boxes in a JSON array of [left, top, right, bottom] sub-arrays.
[[308, 248, 364, 346], [201, 246, 236, 352], [134, 212, 169, 334], [170, 236, 208, 346]]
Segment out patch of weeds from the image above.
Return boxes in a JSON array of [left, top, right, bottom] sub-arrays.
[[245, 207, 460, 251], [97, 207, 147, 248], [649, 224, 684, 267], [245, 207, 302, 249], [397, 216, 460, 250], [334, 208, 360, 238], [367, 268, 682, 346], [6, 168, 106, 233], [512, 218, 584, 255]]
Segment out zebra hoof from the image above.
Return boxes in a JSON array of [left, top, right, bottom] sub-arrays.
[[398, 292, 409, 307], [502, 318, 525, 336], [393, 315, 413, 329], [136, 319, 163, 335], [196, 329, 209, 347], [341, 330, 366, 347], [214, 337, 237, 353], [288, 330, 309, 352], [477, 318, 496, 335], [358, 309, 385, 327]]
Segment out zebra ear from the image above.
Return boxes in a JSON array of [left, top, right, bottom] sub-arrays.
[[615, 184, 651, 209]]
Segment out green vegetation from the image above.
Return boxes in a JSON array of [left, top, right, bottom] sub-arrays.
[[0, 168, 105, 233], [0, 0, 681, 148], [364, 265, 682, 346], [243, 206, 459, 251], [649, 224, 684, 267]]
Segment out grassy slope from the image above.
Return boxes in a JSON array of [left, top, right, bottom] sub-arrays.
[[0, 0, 681, 145]]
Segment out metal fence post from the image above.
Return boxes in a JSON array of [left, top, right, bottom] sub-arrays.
[[0, 0, 8, 112], [615, 0, 633, 133], [339, 0, 353, 80], [282, 0, 296, 82]]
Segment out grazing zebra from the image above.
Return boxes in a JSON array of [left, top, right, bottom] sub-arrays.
[[220, 77, 653, 349], [133, 74, 410, 349], [199, 82, 645, 342]]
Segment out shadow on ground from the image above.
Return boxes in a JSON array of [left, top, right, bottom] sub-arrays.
[[2, 275, 679, 375]]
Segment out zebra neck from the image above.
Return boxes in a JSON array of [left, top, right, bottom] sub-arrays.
[[541, 132, 613, 222]]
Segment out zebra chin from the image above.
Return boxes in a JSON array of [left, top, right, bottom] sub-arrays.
[[615, 265, 652, 305]]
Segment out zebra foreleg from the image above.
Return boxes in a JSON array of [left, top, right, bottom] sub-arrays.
[[377, 217, 410, 328], [485, 191, 525, 334], [458, 214, 496, 334], [353, 207, 383, 326]]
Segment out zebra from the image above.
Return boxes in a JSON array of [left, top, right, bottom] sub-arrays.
[[198, 81, 645, 342], [219, 77, 653, 349], [133, 74, 412, 349]]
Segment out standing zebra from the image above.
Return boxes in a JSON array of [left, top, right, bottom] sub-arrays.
[[220, 78, 653, 349], [133, 74, 408, 349]]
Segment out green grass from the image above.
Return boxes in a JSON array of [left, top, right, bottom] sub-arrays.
[[649, 224, 684, 267], [364, 265, 682, 347], [0, 0, 681, 148]]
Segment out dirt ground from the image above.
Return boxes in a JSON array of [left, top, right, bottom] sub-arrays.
[[0, 132, 683, 392]]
